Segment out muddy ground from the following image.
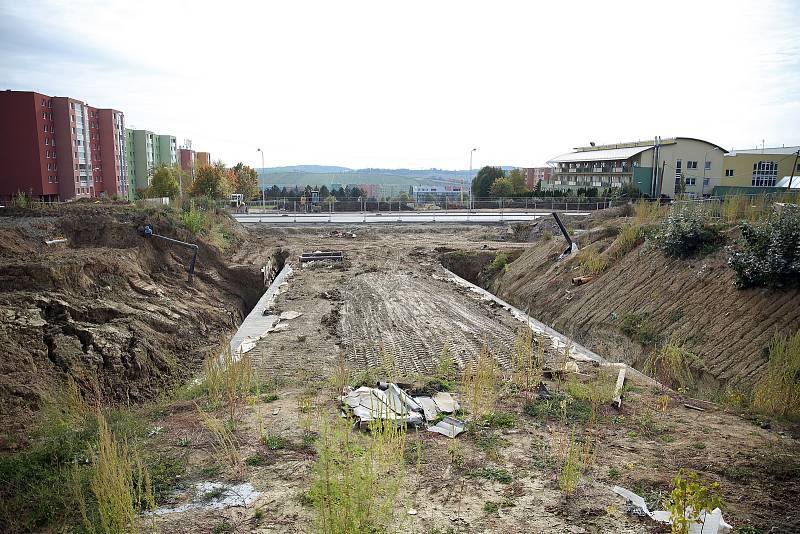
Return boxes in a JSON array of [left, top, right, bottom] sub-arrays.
[[146, 222, 797, 533]]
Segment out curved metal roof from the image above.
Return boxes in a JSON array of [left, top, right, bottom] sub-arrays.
[[547, 145, 653, 164]]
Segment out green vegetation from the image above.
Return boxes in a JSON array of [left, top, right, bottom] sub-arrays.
[[481, 411, 517, 429], [310, 416, 406, 533], [470, 466, 513, 484], [486, 252, 509, 276], [579, 248, 609, 274], [0, 380, 163, 533], [752, 330, 800, 419], [190, 161, 231, 199], [181, 201, 207, 234], [558, 430, 584, 496], [729, 206, 800, 289], [148, 164, 184, 200], [663, 471, 723, 534], [523, 395, 592, 424], [620, 312, 662, 345], [263, 434, 286, 450], [654, 205, 723, 258], [645, 341, 699, 390]]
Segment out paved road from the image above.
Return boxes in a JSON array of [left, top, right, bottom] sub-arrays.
[[233, 211, 589, 224]]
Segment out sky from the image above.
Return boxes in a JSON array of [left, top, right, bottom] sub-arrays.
[[2, 0, 798, 170]]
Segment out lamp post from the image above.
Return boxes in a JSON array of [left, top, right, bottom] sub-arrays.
[[257, 148, 265, 208], [702, 147, 720, 197], [469, 148, 477, 211]]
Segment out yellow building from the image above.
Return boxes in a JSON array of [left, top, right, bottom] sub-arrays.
[[721, 146, 800, 188], [196, 151, 211, 167]]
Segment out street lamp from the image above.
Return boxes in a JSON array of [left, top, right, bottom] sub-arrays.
[[257, 148, 265, 208], [469, 148, 477, 210], [702, 147, 720, 197]]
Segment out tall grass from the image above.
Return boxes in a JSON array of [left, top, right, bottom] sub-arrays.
[[645, 341, 698, 390], [752, 331, 800, 419], [196, 407, 244, 480], [634, 199, 664, 224], [193, 348, 253, 418], [76, 412, 154, 534], [310, 415, 406, 533], [607, 223, 644, 260], [578, 249, 609, 275], [510, 329, 544, 397], [461, 344, 499, 420]]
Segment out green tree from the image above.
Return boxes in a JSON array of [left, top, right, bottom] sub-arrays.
[[508, 168, 528, 196], [472, 166, 505, 198], [319, 185, 330, 198], [229, 162, 259, 200], [490, 177, 514, 197], [148, 164, 181, 199], [190, 162, 230, 199]]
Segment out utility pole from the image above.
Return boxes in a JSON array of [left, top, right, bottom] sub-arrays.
[[787, 149, 800, 191]]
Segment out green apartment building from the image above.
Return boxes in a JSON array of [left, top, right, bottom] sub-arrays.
[[125, 129, 178, 196]]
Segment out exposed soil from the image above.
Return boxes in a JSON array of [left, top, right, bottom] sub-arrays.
[[0, 204, 267, 447], [3, 212, 799, 533], [144, 222, 798, 533]]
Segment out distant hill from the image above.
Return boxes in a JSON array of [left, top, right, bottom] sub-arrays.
[[256, 165, 521, 188]]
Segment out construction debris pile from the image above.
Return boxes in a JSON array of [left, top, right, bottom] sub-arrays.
[[341, 383, 465, 438]]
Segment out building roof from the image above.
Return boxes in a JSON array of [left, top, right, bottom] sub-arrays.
[[776, 176, 800, 188], [547, 145, 653, 164], [727, 146, 800, 156]]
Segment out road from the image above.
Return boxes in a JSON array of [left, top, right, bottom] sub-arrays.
[[233, 211, 589, 224]]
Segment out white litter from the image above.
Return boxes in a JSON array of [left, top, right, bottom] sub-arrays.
[[151, 481, 260, 516], [279, 311, 303, 320], [432, 392, 459, 413], [612, 486, 732, 534], [341, 383, 464, 437]]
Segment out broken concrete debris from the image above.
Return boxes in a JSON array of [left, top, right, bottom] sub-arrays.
[[341, 383, 465, 438], [612, 367, 626, 409], [612, 486, 732, 534], [151, 481, 260, 516]]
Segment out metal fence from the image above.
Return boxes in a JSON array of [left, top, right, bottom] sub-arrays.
[[243, 196, 617, 214]]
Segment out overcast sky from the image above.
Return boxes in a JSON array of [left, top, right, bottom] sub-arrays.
[[2, 0, 798, 169]]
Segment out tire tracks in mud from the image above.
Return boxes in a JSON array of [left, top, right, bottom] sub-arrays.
[[339, 270, 518, 373]]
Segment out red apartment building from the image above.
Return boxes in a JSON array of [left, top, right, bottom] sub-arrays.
[[178, 147, 196, 176], [0, 90, 127, 201], [525, 167, 552, 190]]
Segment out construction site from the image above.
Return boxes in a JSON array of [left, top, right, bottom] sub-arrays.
[[1, 199, 799, 534]]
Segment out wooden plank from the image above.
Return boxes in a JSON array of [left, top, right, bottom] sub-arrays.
[[612, 367, 626, 409]]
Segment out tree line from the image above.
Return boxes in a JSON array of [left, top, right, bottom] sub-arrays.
[[470, 166, 645, 199]]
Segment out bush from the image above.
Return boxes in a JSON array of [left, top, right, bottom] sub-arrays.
[[486, 252, 509, 275], [654, 205, 723, 258], [181, 202, 207, 235], [729, 206, 800, 289], [620, 312, 661, 345], [645, 341, 699, 390]]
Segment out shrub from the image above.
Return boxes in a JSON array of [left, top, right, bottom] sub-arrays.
[[729, 206, 800, 289], [752, 330, 800, 419], [486, 252, 509, 275], [663, 471, 723, 534], [181, 202, 207, 234], [606, 223, 644, 261], [579, 249, 609, 274], [655, 205, 723, 258]]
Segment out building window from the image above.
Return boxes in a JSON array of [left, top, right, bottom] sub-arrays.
[[686, 177, 696, 186], [676, 159, 682, 170], [45, 138, 49, 145], [41, 99, 45, 107], [752, 161, 778, 187], [725, 169, 734, 177], [704, 161, 711, 171], [44, 125, 48, 132], [687, 161, 698, 169]]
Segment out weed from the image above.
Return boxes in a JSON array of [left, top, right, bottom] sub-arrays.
[[608, 467, 621, 480], [199, 464, 222, 478], [213, 520, 234, 534], [607, 223, 644, 260], [202, 486, 227, 501], [645, 341, 698, 390], [448, 439, 465, 469], [558, 432, 583, 496], [634, 199, 665, 223], [722, 466, 754, 482], [263, 434, 286, 450], [461, 344, 499, 420], [510, 329, 544, 396], [663, 471, 724, 534], [565, 371, 616, 420], [253, 508, 265, 521], [523, 394, 592, 423], [694, 442, 706, 450], [752, 330, 800, 419], [482, 411, 517, 429], [483, 501, 500, 514], [147, 454, 186, 502], [245, 454, 265, 466], [470, 466, 513, 484], [296, 491, 314, 507], [579, 248, 609, 275], [620, 312, 661, 345], [177, 437, 190, 447], [309, 415, 406, 533], [474, 431, 509, 453], [264, 393, 279, 403], [434, 345, 458, 391], [196, 407, 244, 479]]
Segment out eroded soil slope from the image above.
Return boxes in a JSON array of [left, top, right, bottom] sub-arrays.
[[0, 204, 264, 446], [480, 215, 800, 394]]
